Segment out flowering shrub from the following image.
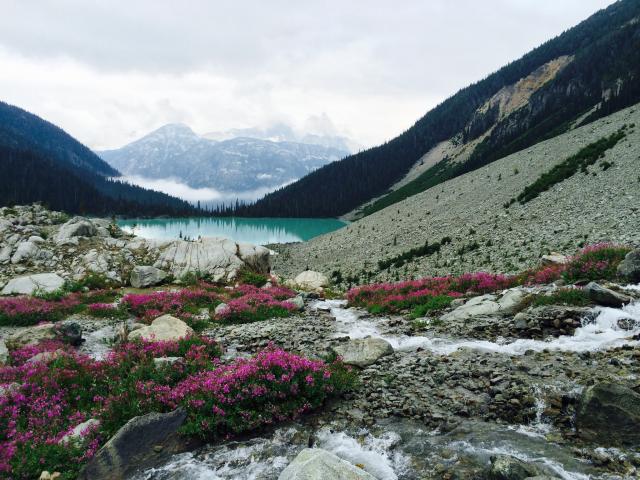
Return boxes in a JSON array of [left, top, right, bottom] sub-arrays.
[[160, 347, 354, 438], [0, 294, 82, 326], [348, 272, 516, 313], [121, 289, 221, 324], [562, 243, 631, 282], [218, 284, 298, 324], [0, 336, 350, 479], [349, 243, 632, 314]]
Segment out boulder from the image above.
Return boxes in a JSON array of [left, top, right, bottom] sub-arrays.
[[1, 272, 65, 295], [289, 295, 305, 311], [617, 249, 640, 283], [11, 241, 39, 264], [584, 282, 632, 308], [54, 322, 84, 346], [153, 238, 271, 282], [130, 266, 167, 288], [214, 303, 228, 316], [291, 271, 329, 292], [60, 418, 101, 446], [497, 288, 529, 314], [440, 294, 501, 321], [55, 217, 97, 243], [487, 455, 543, 480], [78, 408, 188, 480], [278, 448, 377, 480], [332, 337, 393, 367], [6, 323, 56, 349], [576, 383, 640, 445], [540, 253, 568, 266], [127, 315, 194, 342]]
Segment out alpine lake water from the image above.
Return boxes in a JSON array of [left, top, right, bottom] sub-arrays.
[[117, 217, 347, 245]]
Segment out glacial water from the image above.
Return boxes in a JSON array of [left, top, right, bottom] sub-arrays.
[[117, 217, 346, 245]]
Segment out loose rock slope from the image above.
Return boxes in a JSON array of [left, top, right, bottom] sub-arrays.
[[272, 103, 640, 284]]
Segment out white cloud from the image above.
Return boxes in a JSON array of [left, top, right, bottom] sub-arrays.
[[0, 0, 617, 150]]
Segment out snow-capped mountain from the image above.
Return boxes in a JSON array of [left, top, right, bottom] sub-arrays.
[[98, 123, 349, 196], [203, 122, 359, 153]]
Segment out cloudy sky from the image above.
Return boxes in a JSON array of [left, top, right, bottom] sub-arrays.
[[0, 0, 616, 150]]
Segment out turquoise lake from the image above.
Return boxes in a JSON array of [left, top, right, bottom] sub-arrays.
[[117, 217, 347, 245]]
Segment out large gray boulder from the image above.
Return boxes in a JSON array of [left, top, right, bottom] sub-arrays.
[[289, 271, 329, 292], [617, 249, 640, 283], [440, 294, 501, 321], [1, 272, 65, 295], [487, 455, 544, 480], [130, 265, 167, 288], [55, 217, 97, 243], [10, 241, 39, 264], [278, 448, 377, 480], [78, 408, 188, 480], [153, 238, 271, 282], [332, 337, 393, 367], [5, 323, 56, 349], [127, 315, 194, 342], [584, 282, 632, 308], [576, 383, 640, 446]]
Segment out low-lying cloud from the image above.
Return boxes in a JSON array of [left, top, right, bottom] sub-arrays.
[[117, 175, 294, 205]]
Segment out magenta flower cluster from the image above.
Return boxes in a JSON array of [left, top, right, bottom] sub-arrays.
[[0, 335, 349, 479], [121, 288, 222, 322], [347, 271, 516, 312], [218, 284, 298, 324], [0, 294, 81, 326]]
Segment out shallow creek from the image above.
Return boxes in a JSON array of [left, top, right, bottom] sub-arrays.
[[132, 290, 640, 479]]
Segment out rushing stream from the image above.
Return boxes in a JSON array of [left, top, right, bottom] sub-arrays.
[[133, 289, 640, 479]]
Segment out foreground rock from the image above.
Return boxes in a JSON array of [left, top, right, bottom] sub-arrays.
[[278, 448, 376, 480], [332, 337, 393, 367], [130, 265, 167, 288], [79, 408, 189, 480], [1, 272, 65, 295], [617, 249, 640, 283], [576, 382, 640, 446], [127, 315, 193, 342], [584, 282, 632, 307]]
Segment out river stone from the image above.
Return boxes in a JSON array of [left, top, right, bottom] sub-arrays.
[[617, 249, 640, 283], [292, 271, 329, 291], [584, 282, 632, 308], [55, 217, 97, 243], [130, 265, 167, 288], [1, 272, 65, 295], [332, 337, 393, 367], [576, 382, 640, 445], [127, 315, 194, 342], [487, 454, 543, 480], [497, 288, 528, 314], [78, 408, 188, 480], [278, 448, 377, 480], [289, 295, 305, 311], [153, 238, 271, 282]]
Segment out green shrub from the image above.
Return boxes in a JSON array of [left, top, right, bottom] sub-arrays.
[[530, 288, 590, 307], [238, 270, 269, 287], [409, 295, 454, 318]]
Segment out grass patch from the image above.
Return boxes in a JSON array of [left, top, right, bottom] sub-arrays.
[[530, 288, 590, 307], [409, 295, 453, 318]]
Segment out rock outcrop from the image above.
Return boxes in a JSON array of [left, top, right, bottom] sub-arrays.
[[576, 383, 640, 446], [78, 408, 188, 480], [1, 273, 65, 295], [288, 271, 329, 292], [617, 249, 640, 283], [130, 265, 167, 288], [584, 282, 632, 308]]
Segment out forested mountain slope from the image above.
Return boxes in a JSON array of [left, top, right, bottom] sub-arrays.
[[233, 0, 640, 218], [0, 102, 197, 216]]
